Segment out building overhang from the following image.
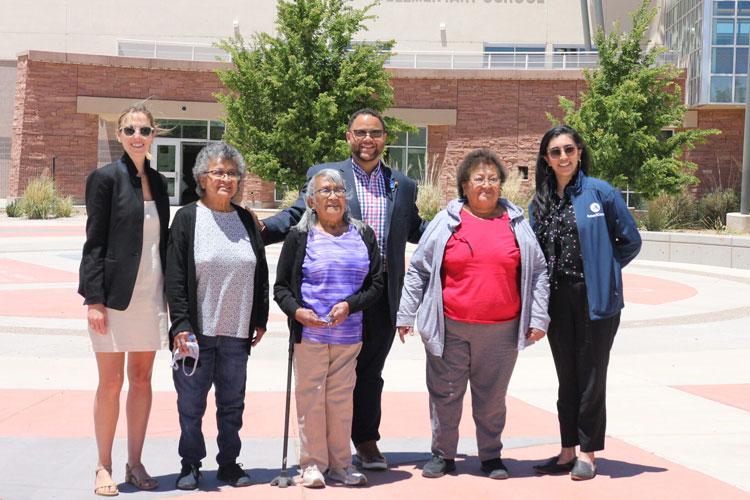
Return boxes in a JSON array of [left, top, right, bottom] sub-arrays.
[[77, 96, 223, 121]]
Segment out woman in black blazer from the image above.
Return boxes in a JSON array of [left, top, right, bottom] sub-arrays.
[[78, 104, 170, 496]]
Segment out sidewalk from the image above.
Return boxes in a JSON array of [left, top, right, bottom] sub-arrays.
[[0, 215, 748, 499]]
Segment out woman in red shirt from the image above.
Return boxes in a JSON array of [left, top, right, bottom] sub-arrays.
[[397, 149, 550, 480]]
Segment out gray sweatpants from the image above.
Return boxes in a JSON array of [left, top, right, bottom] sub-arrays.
[[426, 316, 519, 461]]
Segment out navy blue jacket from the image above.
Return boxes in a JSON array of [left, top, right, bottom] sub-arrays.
[[530, 171, 641, 321], [263, 158, 425, 326]]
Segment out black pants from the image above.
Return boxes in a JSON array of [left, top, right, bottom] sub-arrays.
[[547, 281, 619, 452], [352, 273, 396, 445]]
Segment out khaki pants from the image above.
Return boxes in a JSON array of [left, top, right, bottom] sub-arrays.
[[294, 338, 362, 471]]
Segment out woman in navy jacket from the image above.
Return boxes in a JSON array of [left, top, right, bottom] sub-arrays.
[[78, 104, 170, 495], [529, 125, 641, 480]]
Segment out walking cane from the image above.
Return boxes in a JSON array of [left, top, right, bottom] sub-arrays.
[[270, 335, 295, 487]]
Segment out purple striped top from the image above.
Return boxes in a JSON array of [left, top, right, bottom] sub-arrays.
[[301, 225, 370, 344]]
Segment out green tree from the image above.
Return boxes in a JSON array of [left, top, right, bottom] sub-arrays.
[[552, 0, 719, 199], [216, 0, 406, 190]]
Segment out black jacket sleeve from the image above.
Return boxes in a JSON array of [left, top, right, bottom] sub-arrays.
[[344, 225, 384, 313], [165, 209, 194, 337], [273, 230, 304, 319], [78, 169, 113, 305]]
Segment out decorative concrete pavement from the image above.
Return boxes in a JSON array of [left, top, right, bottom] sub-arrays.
[[0, 214, 749, 499]]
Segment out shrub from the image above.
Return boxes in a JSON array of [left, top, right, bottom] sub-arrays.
[[641, 191, 697, 231], [416, 183, 443, 222], [503, 170, 534, 214], [697, 188, 739, 230], [4, 199, 23, 217], [19, 177, 74, 219], [279, 188, 300, 209], [55, 195, 74, 218], [21, 177, 57, 219]]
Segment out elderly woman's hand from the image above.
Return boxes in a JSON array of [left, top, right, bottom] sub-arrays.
[[174, 331, 194, 354], [87, 304, 108, 335], [294, 308, 329, 328], [328, 302, 350, 326], [526, 328, 546, 342], [398, 326, 415, 343], [251, 327, 266, 347]]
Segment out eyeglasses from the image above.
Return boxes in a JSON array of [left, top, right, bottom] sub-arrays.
[[547, 145, 577, 159], [470, 177, 500, 186], [206, 169, 241, 180], [351, 129, 385, 139], [119, 126, 154, 137], [314, 187, 346, 197]]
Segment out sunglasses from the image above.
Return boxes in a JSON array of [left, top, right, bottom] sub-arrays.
[[120, 126, 154, 137], [547, 145, 577, 159], [351, 129, 385, 139]]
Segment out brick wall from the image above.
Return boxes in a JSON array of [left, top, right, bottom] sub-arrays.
[[11, 51, 740, 206], [685, 108, 744, 195]]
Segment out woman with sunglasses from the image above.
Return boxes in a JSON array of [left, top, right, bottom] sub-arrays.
[[166, 141, 268, 490], [529, 125, 641, 480], [274, 169, 383, 488], [79, 104, 170, 495]]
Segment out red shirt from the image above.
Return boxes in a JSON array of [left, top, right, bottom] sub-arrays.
[[441, 209, 521, 323]]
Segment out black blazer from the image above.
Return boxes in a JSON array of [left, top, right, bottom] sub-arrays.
[[165, 202, 269, 354], [273, 224, 384, 343], [263, 159, 425, 326], [78, 155, 170, 310]]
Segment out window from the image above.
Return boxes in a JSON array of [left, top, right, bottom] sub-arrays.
[[386, 127, 428, 181], [710, 75, 734, 101], [517, 166, 529, 180], [157, 119, 224, 141]]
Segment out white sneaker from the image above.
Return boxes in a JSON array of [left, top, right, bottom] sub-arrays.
[[301, 465, 325, 488], [326, 465, 367, 486]]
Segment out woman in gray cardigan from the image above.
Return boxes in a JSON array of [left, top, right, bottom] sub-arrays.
[[396, 149, 550, 480]]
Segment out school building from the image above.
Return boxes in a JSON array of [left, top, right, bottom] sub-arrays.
[[0, 0, 745, 206]]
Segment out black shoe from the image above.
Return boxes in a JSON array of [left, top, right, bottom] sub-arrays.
[[533, 456, 577, 475], [176, 463, 201, 490], [480, 458, 509, 480], [421, 456, 456, 478], [217, 463, 252, 487], [570, 459, 596, 481]]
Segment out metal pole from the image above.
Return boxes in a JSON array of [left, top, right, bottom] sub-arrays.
[[742, 70, 750, 213], [580, 0, 592, 51], [593, 0, 605, 35]]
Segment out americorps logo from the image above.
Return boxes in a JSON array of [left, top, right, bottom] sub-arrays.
[[587, 202, 604, 218]]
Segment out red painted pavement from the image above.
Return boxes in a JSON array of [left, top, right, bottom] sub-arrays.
[[0, 288, 82, 318], [623, 273, 698, 305], [0, 259, 78, 284], [673, 384, 750, 413]]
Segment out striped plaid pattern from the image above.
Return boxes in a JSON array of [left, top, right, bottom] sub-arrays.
[[351, 158, 388, 259]]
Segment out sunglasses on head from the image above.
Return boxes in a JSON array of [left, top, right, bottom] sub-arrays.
[[120, 126, 154, 137], [547, 144, 577, 159]]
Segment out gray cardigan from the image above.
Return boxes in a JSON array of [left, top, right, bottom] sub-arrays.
[[396, 198, 550, 356]]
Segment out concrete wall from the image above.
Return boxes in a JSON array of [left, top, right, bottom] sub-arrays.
[[640, 231, 750, 269]]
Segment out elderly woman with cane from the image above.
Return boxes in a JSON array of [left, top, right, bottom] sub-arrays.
[[274, 169, 383, 488], [166, 142, 269, 490]]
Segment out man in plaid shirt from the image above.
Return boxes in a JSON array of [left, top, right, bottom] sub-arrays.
[[261, 108, 425, 471]]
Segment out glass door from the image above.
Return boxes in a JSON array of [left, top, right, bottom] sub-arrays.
[[151, 138, 181, 205]]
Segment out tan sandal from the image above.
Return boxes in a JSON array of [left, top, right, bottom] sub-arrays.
[[94, 466, 119, 497], [125, 463, 159, 491]]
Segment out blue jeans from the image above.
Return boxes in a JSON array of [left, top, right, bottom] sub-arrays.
[[173, 334, 249, 468]]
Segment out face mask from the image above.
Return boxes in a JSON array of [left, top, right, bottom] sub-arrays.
[[171, 334, 199, 376]]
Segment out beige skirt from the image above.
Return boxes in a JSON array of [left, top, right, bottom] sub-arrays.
[[89, 201, 168, 352]]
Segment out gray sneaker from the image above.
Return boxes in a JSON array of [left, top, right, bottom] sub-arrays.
[[326, 465, 367, 486], [422, 456, 456, 478]]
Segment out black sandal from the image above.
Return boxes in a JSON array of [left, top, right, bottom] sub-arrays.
[[533, 456, 577, 475]]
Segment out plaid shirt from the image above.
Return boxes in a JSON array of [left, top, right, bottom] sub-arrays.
[[351, 158, 388, 260]]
